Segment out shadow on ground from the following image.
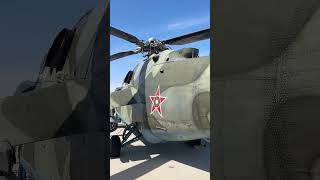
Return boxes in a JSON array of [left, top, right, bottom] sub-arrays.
[[110, 140, 210, 180]]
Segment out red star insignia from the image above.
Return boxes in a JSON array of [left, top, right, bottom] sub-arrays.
[[149, 85, 167, 117]]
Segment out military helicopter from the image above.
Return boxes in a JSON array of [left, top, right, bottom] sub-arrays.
[[0, 1, 107, 179], [110, 26, 210, 157]]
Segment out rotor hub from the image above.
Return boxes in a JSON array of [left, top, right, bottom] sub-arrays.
[[110, 26, 210, 61]]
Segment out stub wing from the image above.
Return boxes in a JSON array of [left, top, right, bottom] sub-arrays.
[[113, 103, 145, 125], [110, 85, 145, 125]]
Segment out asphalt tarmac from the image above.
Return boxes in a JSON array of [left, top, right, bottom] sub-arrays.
[[110, 128, 210, 180]]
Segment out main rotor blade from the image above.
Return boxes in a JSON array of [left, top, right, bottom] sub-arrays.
[[110, 50, 138, 61], [162, 29, 210, 45], [110, 26, 144, 46]]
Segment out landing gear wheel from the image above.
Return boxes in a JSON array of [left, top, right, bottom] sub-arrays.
[[187, 139, 201, 146], [186, 139, 205, 148], [110, 135, 121, 157]]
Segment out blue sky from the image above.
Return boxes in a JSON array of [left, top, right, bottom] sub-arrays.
[[110, 0, 210, 91]]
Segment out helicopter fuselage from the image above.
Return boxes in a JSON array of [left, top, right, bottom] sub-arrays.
[[111, 48, 210, 143]]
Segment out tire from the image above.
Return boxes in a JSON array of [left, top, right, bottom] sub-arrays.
[[110, 135, 121, 157], [186, 139, 201, 147]]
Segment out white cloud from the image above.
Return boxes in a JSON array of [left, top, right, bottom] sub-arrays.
[[167, 16, 210, 31]]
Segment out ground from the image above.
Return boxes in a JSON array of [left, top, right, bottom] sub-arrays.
[[110, 128, 210, 180]]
